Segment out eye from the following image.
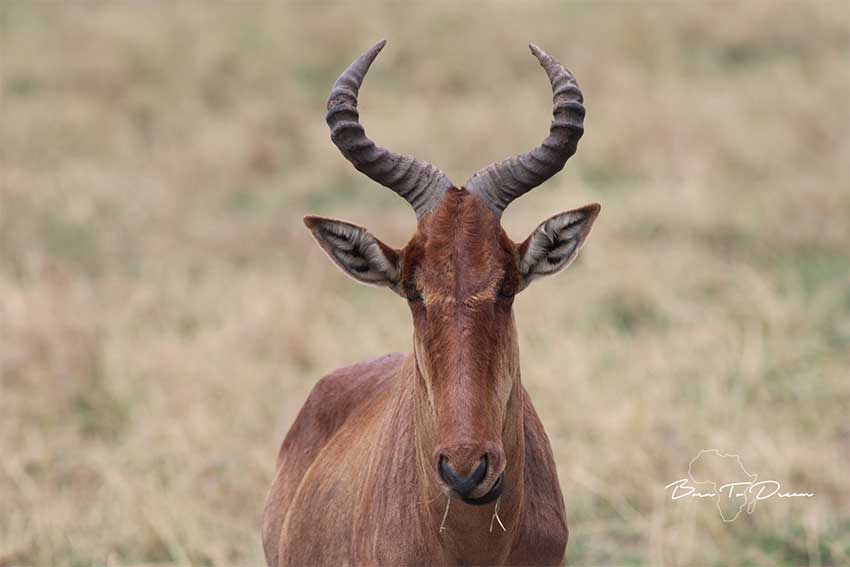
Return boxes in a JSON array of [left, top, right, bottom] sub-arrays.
[[405, 284, 423, 303], [497, 275, 518, 299], [498, 288, 515, 300]]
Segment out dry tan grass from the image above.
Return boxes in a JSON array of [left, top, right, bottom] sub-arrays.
[[1, 2, 848, 565]]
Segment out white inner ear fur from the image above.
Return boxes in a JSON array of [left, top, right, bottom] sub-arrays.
[[520, 208, 595, 285], [310, 220, 399, 287]]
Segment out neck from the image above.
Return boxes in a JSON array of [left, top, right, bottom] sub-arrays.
[[410, 352, 526, 564]]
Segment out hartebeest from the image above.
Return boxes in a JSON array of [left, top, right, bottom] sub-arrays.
[[263, 40, 599, 566]]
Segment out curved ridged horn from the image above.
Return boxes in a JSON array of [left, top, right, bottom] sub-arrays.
[[465, 44, 585, 216], [327, 40, 455, 219]]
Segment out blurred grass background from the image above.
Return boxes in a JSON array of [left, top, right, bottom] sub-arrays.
[[0, 2, 848, 565]]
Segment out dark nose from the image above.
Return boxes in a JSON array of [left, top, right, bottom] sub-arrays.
[[438, 453, 488, 498]]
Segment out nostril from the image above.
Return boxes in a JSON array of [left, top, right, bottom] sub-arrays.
[[438, 453, 489, 498], [438, 454, 451, 485], [469, 454, 488, 485]]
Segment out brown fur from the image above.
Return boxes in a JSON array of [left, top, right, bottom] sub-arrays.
[[263, 189, 568, 565]]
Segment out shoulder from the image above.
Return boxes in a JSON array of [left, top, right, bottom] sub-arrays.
[[309, 352, 407, 404], [293, 353, 408, 441]]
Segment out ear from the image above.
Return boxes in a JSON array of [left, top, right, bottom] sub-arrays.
[[518, 203, 600, 290], [304, 216, 402, 294]]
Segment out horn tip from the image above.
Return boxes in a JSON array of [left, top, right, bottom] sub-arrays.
[[359, 39, 387, 62], [529, 43, 555, 66]]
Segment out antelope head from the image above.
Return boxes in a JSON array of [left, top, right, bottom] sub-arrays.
[[305, 41, 599, 505]]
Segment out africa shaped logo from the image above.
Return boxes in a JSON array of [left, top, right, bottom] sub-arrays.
[[665, 449, 814, 522], [688, 449, 758, 522]]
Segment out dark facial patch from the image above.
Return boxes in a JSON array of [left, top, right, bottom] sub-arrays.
[[400, 189, 521, 496]]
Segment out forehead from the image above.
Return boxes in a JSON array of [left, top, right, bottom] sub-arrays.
[[406, 188, 515, 294]]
